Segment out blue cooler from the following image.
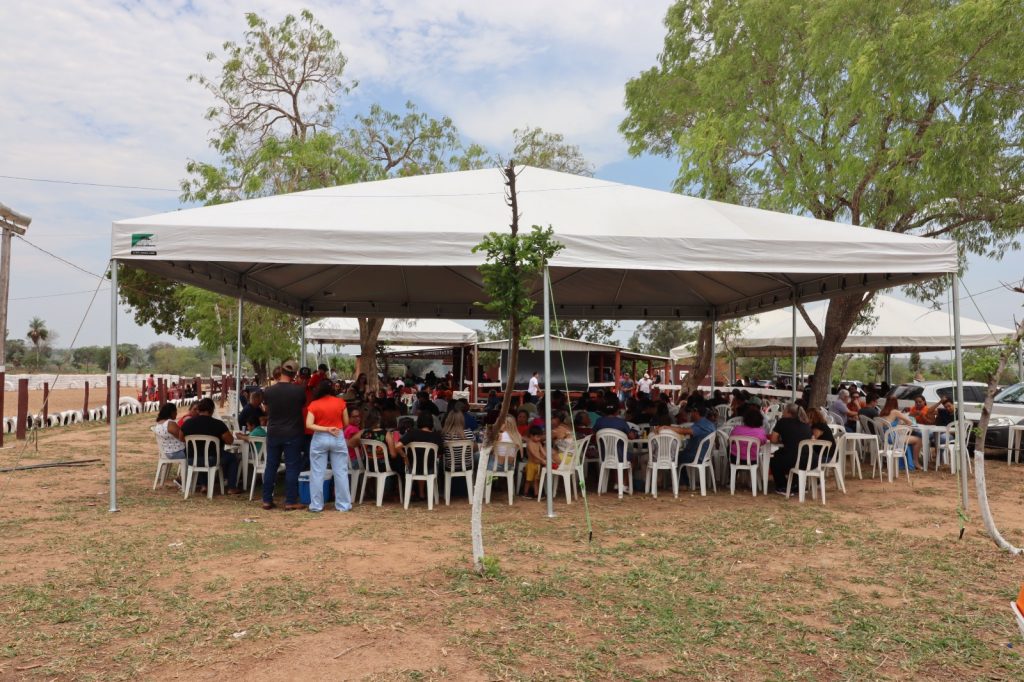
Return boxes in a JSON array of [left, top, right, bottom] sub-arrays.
[[298, 471, 333, 505]]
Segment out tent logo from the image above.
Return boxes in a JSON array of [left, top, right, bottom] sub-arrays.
[[131, 233, 157, 255]]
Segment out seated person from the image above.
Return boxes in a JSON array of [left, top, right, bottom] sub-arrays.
[[729, 408, 767, 464], [769, 403, 813, 494], [593, 401, 638, 463], [180, 397, 241, 494], [659, 406, 717, 476], [236, 389, 265, 434], [396, 413, 445, 500], [153, 404, 185, 487], [858, 393, 881, 421], [907, 395, 936, 425], [809, 408, 838, 464]]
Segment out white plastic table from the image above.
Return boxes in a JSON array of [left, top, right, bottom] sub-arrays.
[[843, 433, 877, 479], [915, 424, 948, 471]]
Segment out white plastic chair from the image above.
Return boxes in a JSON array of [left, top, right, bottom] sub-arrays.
[[880, 425, 912, 483], [485, 441, 518, 505], [151, 434, 185, 491], [821, 433, 847, 494], [711, 430, 730, 483], [715, 404, 730, 423], [538, 440, 578, 504], [360, 439, 403, 507], [245, 435, 271, 501], [403, 442, 440, 510], [442, 440, 475, 505], [728, 434, 761, 496], [680, 432, 717, 496], [596, 429, 633, 498], [571, 435, 592, 498], [183, 435, 225, 500], [646, 433, 680, 498], [943, 423, 973, 475], [786, 439, 830, 504]]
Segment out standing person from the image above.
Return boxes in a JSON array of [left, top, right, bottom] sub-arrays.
[[637, 373, 653, 400], [618, 373, 635, 403], [527, 371, 541, 404], [308, 363, 329, 396], [305, 380, 352, 513], [769, 403, 812, 495], [180, 398, 241, 495], [261, 361, 308, 510]]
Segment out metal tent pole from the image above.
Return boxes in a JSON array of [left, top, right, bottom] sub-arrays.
[[952, 275, 969, 512], [300, 315, 306, 367], [709, 311, 717, 391], [543, 267, 554, 518], [791, 297, 798, 402], [109, 260, 119, 513], [235, 296, 243, 418]]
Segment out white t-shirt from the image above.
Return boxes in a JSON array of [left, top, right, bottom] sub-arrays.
[[638, 378, 653, 394], [528, 376, 540, 396]]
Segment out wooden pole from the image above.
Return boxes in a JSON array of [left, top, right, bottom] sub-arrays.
[[106, 375, 112, 424], [613, 350, 621, 395], [158, 378, 166, 407], [42, 382, 49, 423], [0, 372, 5, 447], [16, 378, 28, 440], [83, 381, 90, 420]]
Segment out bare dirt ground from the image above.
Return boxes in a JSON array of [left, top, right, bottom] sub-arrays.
[[0, 414, 1022, 680]]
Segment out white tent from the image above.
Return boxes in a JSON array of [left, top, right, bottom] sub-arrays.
[[670, 294, 1015, 360], [108, 166, 961, 514], [304, 318, 477, 346], [112, 167, 955, 320]]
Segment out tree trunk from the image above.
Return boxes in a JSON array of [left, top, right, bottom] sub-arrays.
[[808, 293, 870, 407], [682, 321, 712, 394], [357, 317, 385, 395], [252, 359, 268, 385], [973, 314, 1024, 555]]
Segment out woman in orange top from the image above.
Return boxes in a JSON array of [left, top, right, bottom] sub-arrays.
[[907, 395, 936, 425], [305, 380, 351, 512]]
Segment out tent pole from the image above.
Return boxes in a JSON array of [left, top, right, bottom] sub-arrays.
[[109, 260, 119, 513], [791, 295, 798, 403], [300, 315, 306, 367], [952, 275, 969, 512], [709, 310, 717, 391], [543, 267, 554, 518], [884, 353, 892, 385], [459, 345, 465, 393], [472, 343, 478, 402], [235, 295, 243, 418]]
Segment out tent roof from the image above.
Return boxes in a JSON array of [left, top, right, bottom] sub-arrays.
[[111, 166, 957, 321], [305, 317, 477, 345], [669, 294, 1015, 360]]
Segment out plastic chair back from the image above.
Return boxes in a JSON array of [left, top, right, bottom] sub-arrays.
[[796, 439, 831, 472], [248, 435, 267, 468], [407, 442, 439, 477], [185, 434, 220, 467], [596, 429, 628, 464], [716, 404, 730, 422], [694, 432, 716, 465], [491, 441, 518, 472], [648, 433, 680, 467], [363, 439, 392, 473], [728, 435, 761, 464], [444, 440, 474, 473]]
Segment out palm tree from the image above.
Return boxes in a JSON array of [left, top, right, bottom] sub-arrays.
[[26, 317, 49, 369]]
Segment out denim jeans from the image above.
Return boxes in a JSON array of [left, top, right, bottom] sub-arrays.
[[264, 434, 302, 504], [309, 431, 352, 512]]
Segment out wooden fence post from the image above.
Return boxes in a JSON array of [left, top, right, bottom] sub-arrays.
[[16, 378, 28, 440], [42, 382, 49, 423], [83, 381, 90, 420]]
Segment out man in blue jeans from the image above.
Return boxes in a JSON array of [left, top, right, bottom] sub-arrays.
[[262, 360, 308, 510]]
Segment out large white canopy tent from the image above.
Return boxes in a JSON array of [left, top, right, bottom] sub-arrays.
[[304, 318, 477, 346], [670, 294, 1016, 365], [109, 166, 961, 515]]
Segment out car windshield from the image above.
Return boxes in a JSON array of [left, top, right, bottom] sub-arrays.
[[994, 383, 1024, 405]]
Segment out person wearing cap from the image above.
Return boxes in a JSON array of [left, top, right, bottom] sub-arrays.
[[261, 360, 308, 510]]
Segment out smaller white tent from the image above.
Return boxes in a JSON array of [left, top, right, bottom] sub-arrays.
[[670, 295, 1015, 360], [304, 318, 478, 346]]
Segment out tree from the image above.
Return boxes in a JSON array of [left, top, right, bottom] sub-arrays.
[[483, 317, 617, 345], [25, 317, 50, 370], [510, 126, 593, 176], [629, 320, 698, 357], [469, 162, 564, 574], [622, 0, 1024, 407]]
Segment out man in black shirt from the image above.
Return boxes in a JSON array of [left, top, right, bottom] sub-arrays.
[[181, 398, 241, 494], [397, 413, 444, 501], [238, 389, 265, 432], [262, 361, 308, 510]]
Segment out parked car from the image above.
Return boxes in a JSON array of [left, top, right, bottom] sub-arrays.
[[886, 381, 1023, 455]]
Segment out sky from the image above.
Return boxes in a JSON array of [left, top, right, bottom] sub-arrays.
[[0, 0, 1020, 354]]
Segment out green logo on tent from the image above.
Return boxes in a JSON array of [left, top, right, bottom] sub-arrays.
[[131, 233, 157, 255]]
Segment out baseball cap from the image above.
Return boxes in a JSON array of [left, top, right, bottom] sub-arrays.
[[282, 360, 299, 375]]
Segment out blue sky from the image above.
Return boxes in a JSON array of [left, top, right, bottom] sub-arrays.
[[0, 1, 1020, 351]]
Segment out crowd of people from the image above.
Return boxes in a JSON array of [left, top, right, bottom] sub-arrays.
[[153, 364, 957, 508]]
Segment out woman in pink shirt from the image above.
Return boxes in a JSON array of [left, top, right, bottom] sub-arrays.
[[729, 409, 768, 464]]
